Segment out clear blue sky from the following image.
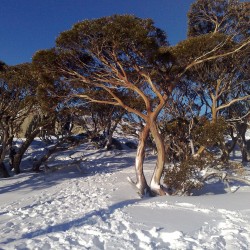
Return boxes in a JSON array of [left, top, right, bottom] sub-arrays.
[[0, 0, 194, 65]]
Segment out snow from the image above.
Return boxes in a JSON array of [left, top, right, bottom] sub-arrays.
[[1, 138, 250, 249]]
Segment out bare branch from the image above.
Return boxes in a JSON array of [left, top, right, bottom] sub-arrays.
[[217, 95, 250, 111]]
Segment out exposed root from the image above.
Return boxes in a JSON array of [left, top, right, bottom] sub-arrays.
[[150, 187, 166, 196], [127, 176, 155, 198], [128, 178, 168, 197]]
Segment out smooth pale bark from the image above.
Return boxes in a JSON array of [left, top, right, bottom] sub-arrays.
[[149, 120, 166, 196], [190, 138, 195, 155], [134, 124, 151, 196]]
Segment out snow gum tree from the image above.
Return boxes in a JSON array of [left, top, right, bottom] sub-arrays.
[[186, 0, 250, 158], [33, 15, 173, 195], [160, 0, 250, 194], [33, 11, 249, 196]]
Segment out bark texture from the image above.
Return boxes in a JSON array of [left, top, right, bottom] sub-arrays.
[[134, 124, 151, 196], [150, 121, 166, 196]]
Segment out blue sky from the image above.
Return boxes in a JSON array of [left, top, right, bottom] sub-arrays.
[[0, 0, 194, 65]]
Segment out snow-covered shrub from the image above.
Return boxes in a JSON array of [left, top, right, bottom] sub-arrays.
[[164, 156, 247, 195]]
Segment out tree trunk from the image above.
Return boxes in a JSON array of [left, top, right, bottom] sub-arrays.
[[0, 127, 13, 163], [105, 121, 112, 149], [32, 141, 63, 172], [242, 147, 249, 162], [134, 124, 151, 196], [149, 120, 166, 196], [12, 154, 21, 174], [236, 137, 249, 162], [104, 113, 124, 150], [236, 123, 249, 162], [220, 136, 238, 162], [104, 110, 125, 150], [0, 162, 10, 178], [12, 130, 41, 174]]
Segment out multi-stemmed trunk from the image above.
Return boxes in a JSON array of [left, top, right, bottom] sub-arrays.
[[134, 112, 167, 196], [105, 112, 124, 150], [134, 120, 166, 196]]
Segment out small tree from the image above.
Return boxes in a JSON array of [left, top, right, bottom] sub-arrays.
[[161, 0, 250, 194], [0, 63, 37, 175], [34, 15, 172, 195], [186, 0, 250, 158]]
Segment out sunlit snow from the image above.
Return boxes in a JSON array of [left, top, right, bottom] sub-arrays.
[[0, 134, 250, 249]]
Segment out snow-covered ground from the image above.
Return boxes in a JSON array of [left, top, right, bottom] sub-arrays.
[[0, 139, 250, 250]]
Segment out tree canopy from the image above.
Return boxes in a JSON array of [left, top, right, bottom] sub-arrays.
[[1, 2, 250, 197]]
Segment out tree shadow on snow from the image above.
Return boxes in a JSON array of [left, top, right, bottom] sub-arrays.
[[1, 199, 139, 244], [0, 170, 84, 195], [0, 149, 136, 195], [193, 181, 229, 196]]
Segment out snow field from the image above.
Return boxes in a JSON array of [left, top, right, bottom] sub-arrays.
[[0, 141, 250, 249]]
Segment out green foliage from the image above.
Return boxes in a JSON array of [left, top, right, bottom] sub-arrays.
[[54, 15, 170, 88], [32, 49, 59, 77], [193, 118, 227, 147], [188, 0, 249, 41], [168, 33, 233, 68], [162, 117, 191, 163], [164, 155, 246, 195], [163, 117, 189, 135], [57, 15, 168, 57], [0, 61, 7, 71], [32, 50, 73, 113], [164, 157, 205, 195], [0, 63, 37, 112]]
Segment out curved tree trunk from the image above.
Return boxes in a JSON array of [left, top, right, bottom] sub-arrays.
[[12, 130, 41, 174], [134, 124, 151, 196], [149, 120, 166, 196], [32, 140, 64, 172], [105, 112, 124, 150]]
